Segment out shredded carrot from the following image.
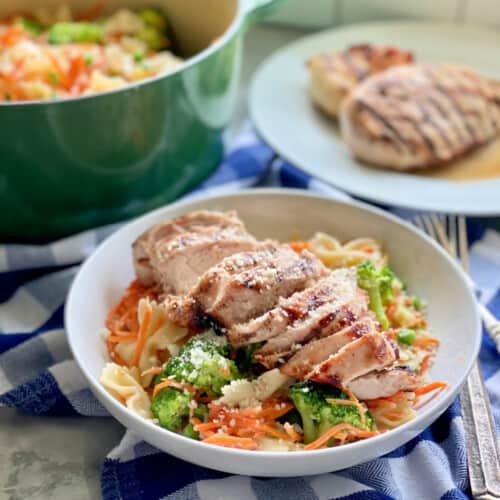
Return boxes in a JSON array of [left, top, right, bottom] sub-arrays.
[[413, 337, 440, 350], [257, 402, 294, 420], [192, 421, 221, 432], [414, 381, 448, 397], [414, 383, 448, 410], [107, 334, 137, 343], [141, 366, 163, 377], [305, 423, 382, 450], [0, 25, 25, 47], [131, 300, 152, 366], [289, 241, 310, 253], [258, 424, 291, 441], [419, 354, 432, 375], [195, 399, 295, 447], [283, 422, 302, 442], [153, 379, 197, 398], [67, 55, 87, 93], [202, 435, 259, 450]]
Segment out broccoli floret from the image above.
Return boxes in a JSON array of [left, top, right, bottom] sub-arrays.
[[289, 382, 373, 444], [137, 26, 169, 50], [151, 386, 191, 432], [15, 17, 43, 35], [235, 342, 264, 376], [151, 386, 209, 438], [139, 8, 168, 30], [48, 22, 103, 45], [137, 8, 169, 50], [357, 261, 396, 329], [161, 332, 241, 397]]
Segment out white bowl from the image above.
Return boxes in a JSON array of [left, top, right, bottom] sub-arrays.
[[65, 189, 480, 477]]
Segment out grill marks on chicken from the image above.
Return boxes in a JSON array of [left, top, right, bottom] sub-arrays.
[[132, 210, 259, 294], [227, 268, 361, 347], [280, 315, 379, 380], [340, 63, 500, 170], [165, 245, 328, 329], [307, 332, 398, 387], [307, 44, 414, 119], [131, 210, 408, 394], [254, 277, 368, 368]]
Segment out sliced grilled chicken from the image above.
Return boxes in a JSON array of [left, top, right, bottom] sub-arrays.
[[280, 315, 379, 379], [227, 268, 360, 347], [307, 332, 398, 388], [164, 245, 327, 329], [340, 63, 500, 170], [307, 44, 413, 118], [346, 366, 420, 400], [132, 210, 246, 287], [149, 227, 259, 295], [254, 291, 368, 369]]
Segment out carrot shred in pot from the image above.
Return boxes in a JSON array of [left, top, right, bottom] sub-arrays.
[[289, 241, 309, 253]]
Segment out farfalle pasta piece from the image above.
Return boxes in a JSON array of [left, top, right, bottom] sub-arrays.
[[100, 363, 153, 419]]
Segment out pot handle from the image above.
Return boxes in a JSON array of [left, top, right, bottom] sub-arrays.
[[243, 0, 286, 25]]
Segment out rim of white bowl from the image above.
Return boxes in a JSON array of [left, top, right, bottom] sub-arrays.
[[65, 188, 481, 460]]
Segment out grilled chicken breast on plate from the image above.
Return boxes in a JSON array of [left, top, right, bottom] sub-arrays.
[[340, 63, 500, 171], [307, 44, 413, 118]]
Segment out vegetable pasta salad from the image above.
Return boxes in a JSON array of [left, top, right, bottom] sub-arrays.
[[0, 4, 182, 101], [100, 210, 447, 451]]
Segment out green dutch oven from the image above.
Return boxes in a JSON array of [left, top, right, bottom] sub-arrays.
[[0, 0, 281, 242]]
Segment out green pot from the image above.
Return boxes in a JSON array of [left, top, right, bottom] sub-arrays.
[[0, 0, 282, 242]]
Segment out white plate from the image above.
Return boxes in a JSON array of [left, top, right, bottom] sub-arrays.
[[249, 22, 500, 215], [66, 189, 481, 476]]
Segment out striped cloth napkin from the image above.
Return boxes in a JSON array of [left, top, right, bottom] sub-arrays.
[[1, 126, 499, 500]]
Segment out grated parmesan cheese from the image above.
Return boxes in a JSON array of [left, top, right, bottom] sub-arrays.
[[217, 369, 293, 408]]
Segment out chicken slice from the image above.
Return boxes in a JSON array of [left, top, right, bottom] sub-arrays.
[[307, 332, 398, 388], [254, 289, 368, 369], [346, 366, 420, 400], [164, 245, 327, 329], [280, 315, 379, 379], [227, 268, 359, 347], [132, 210, 246, 287], [149, 227, 259, 295]]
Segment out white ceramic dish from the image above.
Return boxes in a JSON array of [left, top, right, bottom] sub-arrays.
[[249, 22, 500, 215], [66, 189, 481, 476]]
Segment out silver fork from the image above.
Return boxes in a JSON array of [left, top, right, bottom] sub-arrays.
[[413, 214, 500, 499]]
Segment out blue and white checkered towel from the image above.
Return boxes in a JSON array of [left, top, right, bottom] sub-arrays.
[[1, 125, 499, 500]]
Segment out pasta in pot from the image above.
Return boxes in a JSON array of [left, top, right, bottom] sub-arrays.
[[0, 5, 183, 101]]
